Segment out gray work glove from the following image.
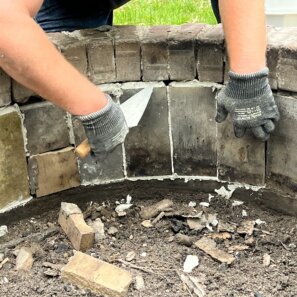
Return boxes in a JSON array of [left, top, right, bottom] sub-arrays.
[[215, 67, 280, 141], [77, 94, 129, 160]]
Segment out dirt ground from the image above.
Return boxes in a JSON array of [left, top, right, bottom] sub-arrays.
[[0, 190, 297, 297]]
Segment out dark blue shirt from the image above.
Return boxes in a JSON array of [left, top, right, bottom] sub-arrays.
[[36, 0, 113, 32]]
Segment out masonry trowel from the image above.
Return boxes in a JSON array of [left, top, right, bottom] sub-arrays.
[[75, 86, 153, 158]]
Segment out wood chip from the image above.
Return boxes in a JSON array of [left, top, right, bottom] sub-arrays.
[[195, 237, 235, 265], [152, 212, 166, 225], [0, 257, 9, 270], [244, 237, 255, 246], [237, 220, 255, 236], [126, 251, 136, 262], [217, 221, 236, 233], [187, 219, 204, 231], [0, 227, 59, 252], [228, 244, 250, 253], [263, 253, 271, 266], [42, 262, 63, 270], [141, 220, 153, 228], [140, 199, 173, 219], [177, 272, 206, 297], [208, 232, 232, 240]]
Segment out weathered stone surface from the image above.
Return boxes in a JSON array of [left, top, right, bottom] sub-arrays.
[[168, 24, 204, 81], [15, 247, 34, 271], [277, 48, 297, 92], [169, 81, 218, 176], [140, 26, 170, 81], [217, 118, 265, 185], [48, 32, 88, 74], [266, 47, 279, 90], [28, 147, 80, 197], [86, 33, 116, 83], [267, 27, 297, 92], [114, 26, 141, 82], [267, 94, 297, 193], [121, 82, 171, 177], [0, 107, 30, 210], [12, 81, 34, 104], [62, 251, 133, 297], [59, 202, 95, 251], [197, 25, 224, 83], [0, 70, 11, 106], [21, 102, 69, 155]]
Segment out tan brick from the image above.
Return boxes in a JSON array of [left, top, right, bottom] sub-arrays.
[[58, 202, 94, 251], [62, 251, 133, 297], [28, 147, 80, 197], [15, 247, 34, 271]]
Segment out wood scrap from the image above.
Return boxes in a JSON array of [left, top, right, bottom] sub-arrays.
[[0, 227, 59, 252], [195, 237, 235, 265]]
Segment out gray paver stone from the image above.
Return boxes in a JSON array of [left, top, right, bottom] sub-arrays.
[[169, 81, 218, 176], [21, 102, 70, 155]]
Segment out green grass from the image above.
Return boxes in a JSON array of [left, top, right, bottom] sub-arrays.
[[114, 0, 216, 26]]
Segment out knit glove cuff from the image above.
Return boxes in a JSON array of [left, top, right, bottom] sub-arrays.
[[225, 67, 270, 99]]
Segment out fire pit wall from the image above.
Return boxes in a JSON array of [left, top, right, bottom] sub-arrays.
[[0, 24, 297, 213]]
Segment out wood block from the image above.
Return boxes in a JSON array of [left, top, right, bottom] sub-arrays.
[[58, 203, 95, 251], [62, 251, 133, 297]]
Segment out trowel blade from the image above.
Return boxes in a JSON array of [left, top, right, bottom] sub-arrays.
[[120, 86, 153, 128]]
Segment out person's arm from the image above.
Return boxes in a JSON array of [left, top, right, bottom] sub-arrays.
[[215, 0, 280, 141], [0, 0, 128, 157], [219, 0, 266, 74], [0, 0, 106, 115]]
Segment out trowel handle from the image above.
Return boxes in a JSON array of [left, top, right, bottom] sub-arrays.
[[75, 139, 91, 158]]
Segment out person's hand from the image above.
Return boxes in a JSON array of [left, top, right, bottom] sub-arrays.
[[77, 94, 128, 161], [215, 68, 280, 141]]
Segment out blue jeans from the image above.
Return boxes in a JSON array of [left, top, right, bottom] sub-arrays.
[[36, 0, 221, 33]]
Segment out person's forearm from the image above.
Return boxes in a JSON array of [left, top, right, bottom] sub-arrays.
[[219, 0, 267, 74], [0, 2, 106, 115]]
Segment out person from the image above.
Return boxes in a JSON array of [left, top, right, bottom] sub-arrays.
[[0, 0, 279, 162]]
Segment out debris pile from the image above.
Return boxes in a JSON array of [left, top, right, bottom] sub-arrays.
[[0, 189, 295, 297]]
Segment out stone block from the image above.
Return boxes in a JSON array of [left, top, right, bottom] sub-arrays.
[[114, 26, 141, 82], [140, 26, 170, 81], [28, 147, 80, 197], [58, 202, 95, 251], [266, 47, 279, 90], [21, 102, 70, 155], [86, 33, 116, 83], [121, 82, 171, 177], [12, 81, 35, 104], [0, 69, 11, 106], [48, 32, 88, 74], [62, 251, 133, 297], [0, 107, 30, 210], [267, 27, 297, 92], [196, 25, 224, 83], [217, 119, 265, 186], [267, 94, 297, 193], [72, 102, 124, 185], [277, 48, 297, 92], [169, 81, 218, 176], [168, 24, 204, 81]]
